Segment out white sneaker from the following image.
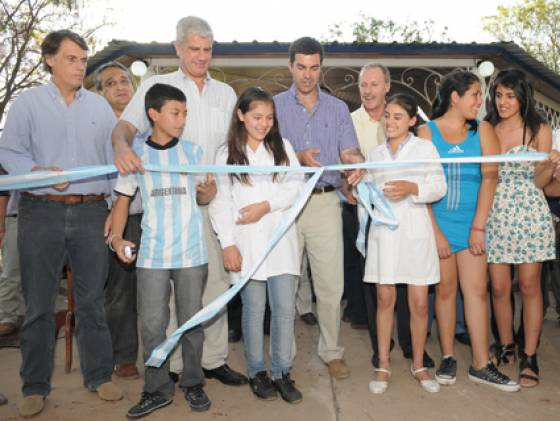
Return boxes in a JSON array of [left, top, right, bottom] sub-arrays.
[[411, 366, 440, 393], [369, 368, 391, 394]]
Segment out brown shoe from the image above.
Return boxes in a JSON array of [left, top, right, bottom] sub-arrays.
[[0, 322, 16, 336], [96, 382, 123, 401], [327, 359, 350, 380], [114, 363, 140, 379], [19, 395, 44, 418], [0, 393, 7, 406]]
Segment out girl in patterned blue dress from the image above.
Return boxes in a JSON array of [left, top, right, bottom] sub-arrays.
[[418, 71, 518, 392], [485, 69, 556, 388]]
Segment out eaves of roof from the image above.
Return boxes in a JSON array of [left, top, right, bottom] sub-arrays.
[[87, 41, 560, 100]]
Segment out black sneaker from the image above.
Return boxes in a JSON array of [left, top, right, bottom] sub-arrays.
[[435, 356, 457, 385], [468, 361, 520, 392], [455, 332, 471, 346], [127, 392, 172, 419], [249, 371, 277, 401], [273, 373, 302, 404], [184, 385, 211, 412], [423, 351, 435, 369]]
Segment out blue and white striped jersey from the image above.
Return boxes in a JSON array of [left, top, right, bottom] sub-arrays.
[[115, 137, 207, 269]]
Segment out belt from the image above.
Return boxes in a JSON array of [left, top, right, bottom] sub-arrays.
[[23, 192, 106, 205], [311, 185, 336, 194]]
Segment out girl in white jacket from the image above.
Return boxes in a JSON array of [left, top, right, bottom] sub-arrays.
[[209, 87, 304, 404], [365, 94, 446, 394]]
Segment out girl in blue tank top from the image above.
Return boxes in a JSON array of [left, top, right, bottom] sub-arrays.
[[429, 120, 481, 253], [418, 71, 518, 392]]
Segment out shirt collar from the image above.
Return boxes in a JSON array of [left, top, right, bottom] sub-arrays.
[[176, 68, 212, 84], [46, 80, 85, 103], [359, 105, 383, 123], [146, 136, 179, 150], [386, 133, 412, 159], [288, 84, 323, 107], [245, 140, 266, 156]]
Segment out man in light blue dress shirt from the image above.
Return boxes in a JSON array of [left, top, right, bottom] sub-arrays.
[[0, 30, 122, 417]]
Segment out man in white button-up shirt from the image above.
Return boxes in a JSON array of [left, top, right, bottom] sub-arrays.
[[111, 16, 247, 388]]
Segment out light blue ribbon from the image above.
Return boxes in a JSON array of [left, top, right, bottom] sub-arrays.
[[0, 151, 546, 191], [0, 150, 548, 367], [355, 182, 399, 257], [145, 169, 324, 367]]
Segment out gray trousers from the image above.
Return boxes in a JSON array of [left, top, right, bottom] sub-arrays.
[[137, 265, 207, 398]]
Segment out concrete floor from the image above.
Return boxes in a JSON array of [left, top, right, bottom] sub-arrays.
[[1, 302, 559, 421]]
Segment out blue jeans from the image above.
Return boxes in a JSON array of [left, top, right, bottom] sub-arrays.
[[241, 274, 296, 379], [137, 265, 207, 399], [18, 195, 113, 396]]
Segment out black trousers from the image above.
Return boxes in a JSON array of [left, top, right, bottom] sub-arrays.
[[342, 203, 368, 324]]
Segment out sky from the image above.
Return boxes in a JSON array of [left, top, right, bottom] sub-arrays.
[[91, 0, 519, 50]]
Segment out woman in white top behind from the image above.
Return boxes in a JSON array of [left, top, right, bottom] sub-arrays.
[[365, 94, 447, 394], [209, 87, 304, 404]]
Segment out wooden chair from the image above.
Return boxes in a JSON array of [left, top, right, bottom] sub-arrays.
[[55, 269, 75, 373]]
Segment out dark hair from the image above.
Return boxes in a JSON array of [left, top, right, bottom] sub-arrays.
[[289, 37, 324, 64], [484, 69, 546, 146], [41, 30, 88, 74], [93, 61, 132, 92], [386, 93, 420, 135], [431, 70, 480, 132], [226, 87, 289, 184], [144, 83, 186, 127]]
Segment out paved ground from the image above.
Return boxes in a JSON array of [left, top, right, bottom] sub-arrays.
[[1, 299, 559, 421]]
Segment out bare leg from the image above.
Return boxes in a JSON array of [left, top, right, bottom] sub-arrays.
[[489, 263, 514, 346], [375, 284, 396, 380], [457, 250, 489, 369], [518, 263, 543, 386], [408, 285, 432, 381], [435, 255, 458, 357]]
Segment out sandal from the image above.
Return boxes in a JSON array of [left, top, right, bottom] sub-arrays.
[[518, 350, 539, 388], [410, 366, 440, 393], [490, 343, 516, 366], [368, 367, 391, 394]]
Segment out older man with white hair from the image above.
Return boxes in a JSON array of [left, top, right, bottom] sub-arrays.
[[111, 16, 247, 415]]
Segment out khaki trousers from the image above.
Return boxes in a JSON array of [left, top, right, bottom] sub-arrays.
[[296, 191, 344, 362], [200, 206, 230, 369]]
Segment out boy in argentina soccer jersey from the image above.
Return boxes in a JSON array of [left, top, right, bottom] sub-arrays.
[[110, 83, 216, 418]]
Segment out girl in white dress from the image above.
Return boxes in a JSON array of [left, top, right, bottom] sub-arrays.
[[365, 94, 446, 394], [209, 87, 304, 404]]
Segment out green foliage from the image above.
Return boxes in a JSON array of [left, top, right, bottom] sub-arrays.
[[326, 12, 451, 43], [0, 0, 110, 121], [483, 0, 560, 73]]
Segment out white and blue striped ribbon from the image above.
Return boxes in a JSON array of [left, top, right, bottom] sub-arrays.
[[145, 169, 324, 367], [0, 150, 547, 367], [355, 182, 399, 257]]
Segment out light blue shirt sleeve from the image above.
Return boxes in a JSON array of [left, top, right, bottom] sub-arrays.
[[0, 92, 38, 173]]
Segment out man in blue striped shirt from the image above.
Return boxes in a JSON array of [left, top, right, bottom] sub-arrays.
[[0, 30, 122, 417], [274, 37, 364, 380]]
